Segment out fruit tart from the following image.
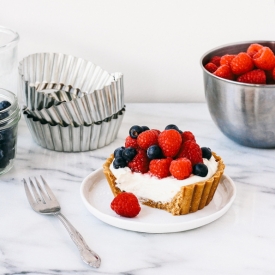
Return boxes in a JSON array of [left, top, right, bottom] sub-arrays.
[[103, 124, 225, 215]]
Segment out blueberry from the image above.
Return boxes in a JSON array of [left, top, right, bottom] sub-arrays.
[[122, 147, 137, 161], [129, 125, 143, 139], [141, 126, 150, 132], [0, 100, 11, 111], [201, 147, 212, 160], [0, 127, 17, 141], [147, 145, 162, 159], [193, 163, 208, 177], [114, 146, 125, 158], [0, 149, 10, 169], [165, 124, 182, 133], [113, 157, 127, 169]]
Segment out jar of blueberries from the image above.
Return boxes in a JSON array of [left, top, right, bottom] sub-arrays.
[[0, 88, 20, 175]]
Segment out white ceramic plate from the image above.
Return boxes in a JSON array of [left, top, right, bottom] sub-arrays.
[[80, 168, 236, 233]]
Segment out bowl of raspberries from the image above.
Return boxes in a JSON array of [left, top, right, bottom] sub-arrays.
[[201, 41, 275, 148]]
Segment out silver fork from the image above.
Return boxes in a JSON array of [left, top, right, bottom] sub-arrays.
[[23, 176, 101, 268]]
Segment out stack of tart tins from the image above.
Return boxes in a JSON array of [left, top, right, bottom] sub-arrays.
[[18, 53, 125, 152]]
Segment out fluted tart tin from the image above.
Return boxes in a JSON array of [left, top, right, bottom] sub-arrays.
[[23, 107, 125, 152]]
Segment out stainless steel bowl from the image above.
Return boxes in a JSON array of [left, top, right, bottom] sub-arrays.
[[201, 41, 275, 148]]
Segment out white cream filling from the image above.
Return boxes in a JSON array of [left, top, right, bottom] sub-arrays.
[[110, 156, 218, 203]]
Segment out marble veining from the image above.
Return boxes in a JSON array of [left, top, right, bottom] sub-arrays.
[[1, 103, 275, 275]]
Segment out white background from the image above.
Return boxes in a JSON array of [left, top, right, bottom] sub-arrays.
[[1, 0, 275, 103]]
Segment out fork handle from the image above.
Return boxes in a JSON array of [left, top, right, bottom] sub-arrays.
[[55, 213, 101, 268]]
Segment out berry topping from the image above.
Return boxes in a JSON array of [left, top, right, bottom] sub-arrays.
[[0, 100, 11, 111], [147, 145, 162, 159], [204, 62, 218, 73], [137, 129, 159, 150], [201, 147, 212, 160], [149, 158, 172, 179], [125, 136, 138, 149], [181, 131, 196, 143], [177, 140, 203, 165], [113, 156, 127, 169], [247, 43, 263, 57], [122, 147, 137, 162], [213, 65, 234, 80], [158, 129, 182, 157], [165, 124, 180, 131], [193, 163, 208, 177], [169, 158, 192, 180], [253, 47, 275, 70], [114, 146, 125, 158], [141, 126, 150, 131], [237, 69, 266, 84], [111, 192, 141, 218], [230, 52, 254, 75], [128, 149, 150, 173], [129, 125, 143, 139], [209, 56, 221, 67], [220, 54, 236, 66]]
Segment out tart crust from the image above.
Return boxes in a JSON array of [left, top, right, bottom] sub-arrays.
[[103, 152, 225, 215]]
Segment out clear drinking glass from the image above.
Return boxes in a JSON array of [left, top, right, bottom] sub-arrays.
[[0, 26, 20, 95]]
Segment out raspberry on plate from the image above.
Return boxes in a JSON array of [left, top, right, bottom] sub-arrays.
[[111, 192, 141, 218], [213, 65, 234, 80], [237, 69, 266, 84], [177, 140, 203, 165], [230, 52, 254, 75], [253, 47, 275, 70], [169, 158, 192, 180], [137, 129, 158, 150], [158, 129, 182, 157], [149, 157, 172, 179], [128, 149, 150, 173]]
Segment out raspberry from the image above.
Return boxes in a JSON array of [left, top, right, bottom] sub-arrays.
[[181, 131, 196, 143], [169, 158, 192, 180], [151, 129, 161, 135], [213, 65, 234, 80], [127, 149, 150, 173], [230, 52, 254, 75], [253, 47, 275, 70], [111, 192, 141, 218], [158, 129, 182, 157], [237, 69, 266, 84], [177, 140, 203, 165], [149, 157, 172, 179], [137, 130, 158, 150], [220, 54, 236, 66], [204, 62, 218, 73], [125, 135, 138, 149], [247, 43, 263, 57], [209, 56, 221, 67]]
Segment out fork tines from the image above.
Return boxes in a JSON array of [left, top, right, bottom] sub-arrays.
[[23, 176, 57, 204]]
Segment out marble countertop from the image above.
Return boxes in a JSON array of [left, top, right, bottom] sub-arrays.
[[1, 103, 274, 275]]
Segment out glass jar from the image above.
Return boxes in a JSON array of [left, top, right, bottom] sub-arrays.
[[0, 26, 20, 95], [0, 88, 21, 175]]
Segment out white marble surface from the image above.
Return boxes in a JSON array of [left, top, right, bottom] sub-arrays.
[[1, 103, 275, 275]]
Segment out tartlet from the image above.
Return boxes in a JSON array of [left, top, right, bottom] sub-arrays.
[[103, 152, 225, 215]]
